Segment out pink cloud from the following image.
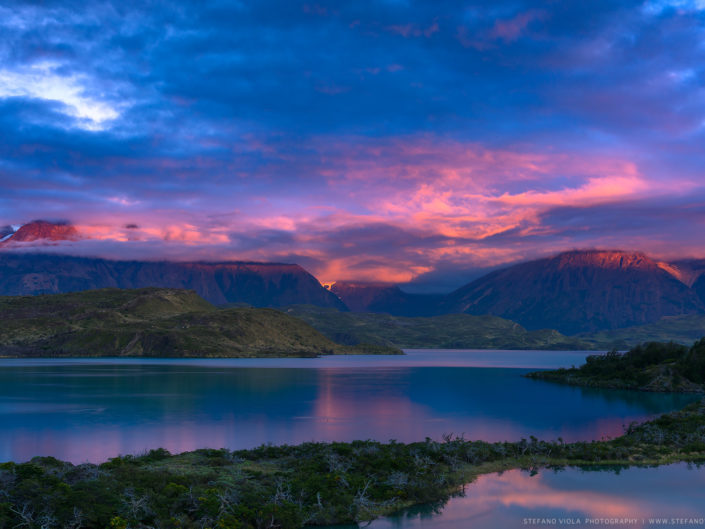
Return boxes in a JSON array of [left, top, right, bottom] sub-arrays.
[[457, 9, 546, 49], [490, 10, 546, 42], [387, 20, 439, 38], [5, 135, 701, 286]]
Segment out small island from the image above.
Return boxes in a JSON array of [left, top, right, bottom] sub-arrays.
[[525, 339, 705, 393], [0, 288, 401, 358]]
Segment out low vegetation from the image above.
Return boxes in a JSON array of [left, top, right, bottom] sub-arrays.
[[1, 399, 703, 529], [283, 305, 590, 350], [0, 288, 401, 357], [526, 339, 705, 392], [577, 314, 705, 349]]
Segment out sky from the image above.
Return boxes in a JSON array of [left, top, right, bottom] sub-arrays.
[[1, 0, 704, 291]]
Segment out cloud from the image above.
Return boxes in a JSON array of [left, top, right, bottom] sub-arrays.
[[1, 0, 704, 289], [0, 63, 121, 130], [489, 9, 545, 42]]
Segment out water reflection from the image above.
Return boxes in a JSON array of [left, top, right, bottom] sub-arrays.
[[363, 464, 705, 529], [0, 355, 699, 463]]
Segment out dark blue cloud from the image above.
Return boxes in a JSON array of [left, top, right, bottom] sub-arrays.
[[1, 0, 705, 287]]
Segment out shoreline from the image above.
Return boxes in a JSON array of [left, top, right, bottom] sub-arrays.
[[2, 399, 704, 528]]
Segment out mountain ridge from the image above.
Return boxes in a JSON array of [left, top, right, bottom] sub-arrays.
[[0, 253, 346, 309], [0, 220, 79, 245], [328, 280, 444, 316], [5, 242, 705, 334], [443, 249, 705, 334], [328, 249, 705, 334]]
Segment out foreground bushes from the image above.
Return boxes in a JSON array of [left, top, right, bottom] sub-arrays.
[[1, 400, 704, 529]]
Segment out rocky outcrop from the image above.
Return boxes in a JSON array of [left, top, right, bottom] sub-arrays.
[[0, 220, 79, 244]]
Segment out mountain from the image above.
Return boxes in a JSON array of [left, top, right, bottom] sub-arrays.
[[443, 250, 705, 334], [0, 220, 79, 244], [672, 259, 705, 306], [0, 225, 14, 241], [284, 305, 590, 349], [0, 253, 347, 309], [0, 288, 395, 357], [328, 281, 443, 316]]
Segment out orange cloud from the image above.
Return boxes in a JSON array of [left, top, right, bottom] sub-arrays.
[[13, 135, 700, 287]]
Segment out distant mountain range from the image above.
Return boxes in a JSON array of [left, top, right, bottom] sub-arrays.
[[327, 281, 444, 316], [329, 250, 705, 335], [443, 250, 705, 334], [3, 221, 705, 336], [0, 253, 345, 309], [0, 221, 345, 309]]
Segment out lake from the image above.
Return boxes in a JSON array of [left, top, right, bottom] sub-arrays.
[[343, 463, 705, 529], [0, 350, 698, 464]]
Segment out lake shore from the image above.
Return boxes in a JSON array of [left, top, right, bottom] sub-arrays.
[[3, 399, 704, 529], [525, 340, 705, 394]]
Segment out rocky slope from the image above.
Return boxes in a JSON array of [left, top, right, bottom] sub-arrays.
[[443, 250, 705, 334], [0, 220, 79, 244], [0, 288, 395, 357], [328, 281, 443, 316], [0, 253, 347, 309], [673, 259, 705, 306]]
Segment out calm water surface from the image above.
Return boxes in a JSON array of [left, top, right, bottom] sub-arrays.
[[346, 463, 705, 529], [0, 350, 698, 463]]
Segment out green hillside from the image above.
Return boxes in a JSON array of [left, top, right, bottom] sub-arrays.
[[578, 314, 705, 349], [283, 305, 590, 350], [0, 288, 400, 357]]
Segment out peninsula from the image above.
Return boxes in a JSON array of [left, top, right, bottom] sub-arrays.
[[525, 339, 705, 393]]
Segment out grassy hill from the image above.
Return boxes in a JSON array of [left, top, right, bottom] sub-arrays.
[[578, 314, 705, 349], [0, 288, 400, 357], [526, 339, 705, 393], [283, 305, 590, 350]]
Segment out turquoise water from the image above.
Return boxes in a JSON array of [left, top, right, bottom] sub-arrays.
[[0, 350, 697, 463]]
